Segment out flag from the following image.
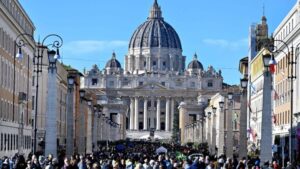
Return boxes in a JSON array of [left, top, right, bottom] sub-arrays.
[[247, 127, 257, 142], [272, 114, 277, 124], [247, 101, 253, 113], [269, 63, 276, 74], [269, 56, 277, 74], [249, 82, 256, 95], [272, 87, 279, 100]]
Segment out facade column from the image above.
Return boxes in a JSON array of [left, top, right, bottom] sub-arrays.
[[165, 98, 170, 131], [171, 98, 175, 131], [156, 98, 161, 130], [143, 98, 148, 130], [134, 97, 139, 130], [178, 103, 187, 143], [130, 97, 134, 130]]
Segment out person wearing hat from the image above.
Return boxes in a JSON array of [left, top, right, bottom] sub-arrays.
[[2, 158, 10, 169]]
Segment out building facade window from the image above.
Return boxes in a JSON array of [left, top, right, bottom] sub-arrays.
[[207, 80, 213, 87], [92, 78, 98, 85]]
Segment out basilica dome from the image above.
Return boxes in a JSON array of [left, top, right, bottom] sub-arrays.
[[105, 52, 121, 68], [188, 53, 203, 70], [128, 0, 182, 50]]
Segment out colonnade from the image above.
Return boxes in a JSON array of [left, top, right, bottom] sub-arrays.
[[129, 97, 175, 131]]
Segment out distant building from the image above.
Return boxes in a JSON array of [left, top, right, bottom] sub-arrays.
[[82, 0, 223, 140], [272, 0, 300, 163], [247, 14, 273, 156], [0, 0, 35, 157]]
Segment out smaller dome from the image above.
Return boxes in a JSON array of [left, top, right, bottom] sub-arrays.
[[188, 53, 203, 70], [105, 52, 121, 68]]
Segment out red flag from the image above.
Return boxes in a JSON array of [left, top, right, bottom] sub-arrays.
[[272, 114, 277, 124], [269, 64, 276, 74]]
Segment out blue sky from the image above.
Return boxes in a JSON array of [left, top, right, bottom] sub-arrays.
[[19, 0, 296, 85]]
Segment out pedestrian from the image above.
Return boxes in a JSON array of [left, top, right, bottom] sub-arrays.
[[31, 157, 42, 169], [236, 160, 245, 169], [14, 155, 27, 169], [62, 157, 71, 169], [2, 158, 10, 169], [77, 155, 87, 169], [285, 162, 292, 169], [26, 160, 32, 169], [272, 161, 279, 169]]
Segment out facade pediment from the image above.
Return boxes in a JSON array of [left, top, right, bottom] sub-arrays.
[[135, 82, 168, 90]]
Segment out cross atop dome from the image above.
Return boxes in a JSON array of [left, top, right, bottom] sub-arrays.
[[193, 53, 198, 60], [149, 0, 163, 19]]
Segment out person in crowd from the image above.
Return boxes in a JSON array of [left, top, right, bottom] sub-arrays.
[[272, 161, 279, 169], [14, 155, 27, 169], [77, 155, 87, 169]]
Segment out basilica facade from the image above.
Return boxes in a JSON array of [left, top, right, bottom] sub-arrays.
[[82, 0, 223, 140]]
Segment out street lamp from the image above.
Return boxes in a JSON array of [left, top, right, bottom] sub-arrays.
[[15, 33, 63, 155], [227, 92, 233, 100], [240, 78, 248, 90], [226, 92, 234, 158], [212, 106, 217, 114], [66, 75, 75, 156], [45, 39, 62, 157], [79, 89, 86, 99], [219, 101, 224, 109], [13, 34, 33, 155], [272, 39, 296, 164]]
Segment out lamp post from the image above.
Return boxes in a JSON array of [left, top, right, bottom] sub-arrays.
[[239, 77, 248, 159], [86, 99, 93, 154], [78, 89, 86, 155], [15, 33, 63, 155], [93, 104, 102, 152], [45, 46, 61, 157], [66, 75, 75, 157], [207, 111, 212, 153], [212, 106, 217, 155], [14, 34, 30, 125], [272, 40, 297, 164], [18, 92, 27, 154], [226, 92, 234, 158], [218, 98, 225, 157], [260, 51, 274, 163]]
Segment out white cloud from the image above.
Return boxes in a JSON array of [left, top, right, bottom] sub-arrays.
[[63, 40, 128, 55], [202, 38, 248, 50]]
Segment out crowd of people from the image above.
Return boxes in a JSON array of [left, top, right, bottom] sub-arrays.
[[0, 141, 299, 169]]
